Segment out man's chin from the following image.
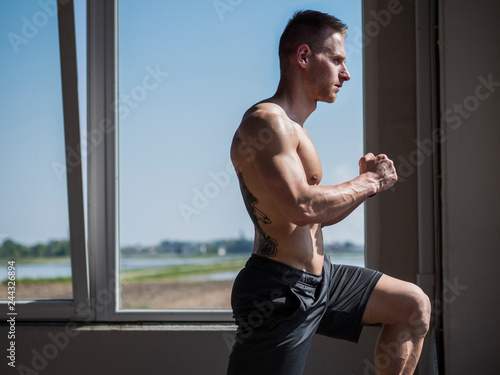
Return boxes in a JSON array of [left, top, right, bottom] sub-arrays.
[[323, 95, 337, 104]]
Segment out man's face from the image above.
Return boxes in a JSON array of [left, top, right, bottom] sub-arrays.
[[307, 31, 351, 103]]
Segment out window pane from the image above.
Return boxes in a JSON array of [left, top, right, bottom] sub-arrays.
[[117, 0, 364, 310], [0, 0, 85, 301]]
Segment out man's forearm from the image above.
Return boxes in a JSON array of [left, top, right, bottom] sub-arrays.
[[321, 199, 365, 227], [294, 174, 377, 226]]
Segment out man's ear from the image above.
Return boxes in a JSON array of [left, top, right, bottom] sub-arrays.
[[296, 44, 311, 68]]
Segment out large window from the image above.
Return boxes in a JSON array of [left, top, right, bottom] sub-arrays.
[[116, 0, 364, 312], [0, 0, 363, 321]]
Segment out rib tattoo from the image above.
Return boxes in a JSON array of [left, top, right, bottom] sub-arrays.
[[237, 172, 278, 257]]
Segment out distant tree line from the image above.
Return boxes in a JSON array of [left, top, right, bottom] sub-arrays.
[[0, 239, 70, 258], [324, 241, 364, 253], [0, 237, 363, 259], [120, 239, 363, 256], [120, 238, 254, 256]]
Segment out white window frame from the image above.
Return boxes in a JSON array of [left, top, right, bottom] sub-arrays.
[[87, 0, 233, 322], [0, 0, 90, 321]]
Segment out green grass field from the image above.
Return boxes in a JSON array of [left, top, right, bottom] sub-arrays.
[[1, 252, 363, 284], [120, 259, 246, 282]]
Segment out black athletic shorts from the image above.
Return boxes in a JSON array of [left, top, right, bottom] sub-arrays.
[[226, 254, 382, 375]]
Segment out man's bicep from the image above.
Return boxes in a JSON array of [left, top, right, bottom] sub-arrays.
[[252, 138, 309, 220]]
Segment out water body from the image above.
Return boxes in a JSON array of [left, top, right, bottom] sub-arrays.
[[0, 256, 245, 280], [0, 260, 72, 280], [0, 253, 364, 281]]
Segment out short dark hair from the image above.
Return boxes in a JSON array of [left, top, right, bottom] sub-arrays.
[[278, 10, 347, 69]]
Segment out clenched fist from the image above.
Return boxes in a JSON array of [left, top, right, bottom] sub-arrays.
[[359, 153, 398, 193]]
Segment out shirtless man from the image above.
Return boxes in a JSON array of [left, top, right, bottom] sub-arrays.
[[227, 10, 431, 375]]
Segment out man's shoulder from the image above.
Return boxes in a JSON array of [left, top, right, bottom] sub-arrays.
[[250, 100, 286, 115], [240, 101, 296, 136]]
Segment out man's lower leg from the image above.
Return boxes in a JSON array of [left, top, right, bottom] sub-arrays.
[[373, 322, 427, 374]]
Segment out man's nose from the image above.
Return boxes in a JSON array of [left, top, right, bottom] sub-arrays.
[[341, 64, 351, 81]]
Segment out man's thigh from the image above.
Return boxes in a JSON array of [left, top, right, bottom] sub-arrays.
[[316, 263, 382, 343], [361, 274, 428, 326]]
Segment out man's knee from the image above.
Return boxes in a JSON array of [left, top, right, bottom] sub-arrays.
[[405, 285, 431, 336]]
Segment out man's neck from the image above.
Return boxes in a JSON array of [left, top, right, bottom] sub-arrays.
[[270, 78, 317, 126]]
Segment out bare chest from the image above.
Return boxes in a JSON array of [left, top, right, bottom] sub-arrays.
[[297, 132, 322, 185]]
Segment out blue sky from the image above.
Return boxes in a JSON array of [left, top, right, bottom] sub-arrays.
[[0, 0, 365, 247], [0, 0, 86, 246]]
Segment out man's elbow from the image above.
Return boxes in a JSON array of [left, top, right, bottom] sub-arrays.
[[291, 218, 310, 227], [287, 205, 317, 227]]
